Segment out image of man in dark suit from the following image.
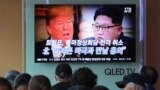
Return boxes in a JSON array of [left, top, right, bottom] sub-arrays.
[[83, 6, 136, 61]]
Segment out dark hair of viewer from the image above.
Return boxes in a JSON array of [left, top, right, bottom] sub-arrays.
[[93, 85, 109, 90], [14, 73, 31, 90], [28, 75, 51, 90], [55, 63, 72, 78], [67, 85, 92, 90], [0, 77, 12, 90], [140, 66, 159, 85], [71, 67, 97, 88]]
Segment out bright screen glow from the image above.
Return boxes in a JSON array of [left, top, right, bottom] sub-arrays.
[[34, 4, 136, 62]]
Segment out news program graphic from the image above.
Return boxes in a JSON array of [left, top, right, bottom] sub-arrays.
[[35, 4, 136, 62]]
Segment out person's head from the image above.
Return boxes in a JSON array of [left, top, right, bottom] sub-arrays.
[[67, 85, 92, 90], [55, 63, 72, 82], [122, 82, 144, 90], [0, 77, 12, 90], [46, 5, 74, 45], [71, 67, 97, 89], [140, 66, 159, 85], [93, 6, 123, 41], [14, 73, 31, 90], [115, 73, 145, 90], [93, 85, 109, 90], [4, 70, 20, 86], [28, 75, 51, 90]]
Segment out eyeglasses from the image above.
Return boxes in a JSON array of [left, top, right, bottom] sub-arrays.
[[92, 24, 120, 31]]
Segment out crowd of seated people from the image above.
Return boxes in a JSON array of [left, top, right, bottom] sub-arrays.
[[0, 64, 158, 90]]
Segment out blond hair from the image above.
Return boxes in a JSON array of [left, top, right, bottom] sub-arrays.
[[48, 5, 74, 18], [46, 5, 74, 25]]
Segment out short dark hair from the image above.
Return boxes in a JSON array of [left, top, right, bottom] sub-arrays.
[[71, 67, 97, 88], [67, 85, 92, 90], [93, 85, 109, 90], [140, 66, 159, 85], [55, 63, 72, 78], [29, 75, 51, 90], [94, 6, 124, 25], [14, 73, 31, 90], [0, 77, 12, 90]]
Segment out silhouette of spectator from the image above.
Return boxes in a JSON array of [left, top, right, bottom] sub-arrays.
[[0, 77, 12, 90], [28, 75, 51, 90], [4, 70, 20, 86], [14, 73, 31, 90], [67, 85, 92, 90], [71, 67, 97, 89], [140, 66, 159, 90], [52, 63, 72, 90], [115, 73, 145, 90], [93, 85, 109, 90]]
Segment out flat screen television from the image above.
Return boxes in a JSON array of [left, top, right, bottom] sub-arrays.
[[34, 4, 136, 62]]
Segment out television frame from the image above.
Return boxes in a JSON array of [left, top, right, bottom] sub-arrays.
[[34, 4, 137, 62]]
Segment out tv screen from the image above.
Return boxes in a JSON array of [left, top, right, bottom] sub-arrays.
[[34, 4, 136, 62]]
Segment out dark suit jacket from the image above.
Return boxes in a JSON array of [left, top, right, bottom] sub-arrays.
[[81, 33, 136, 62]]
